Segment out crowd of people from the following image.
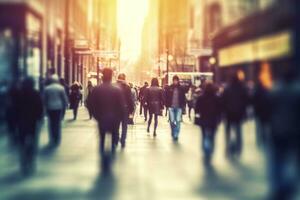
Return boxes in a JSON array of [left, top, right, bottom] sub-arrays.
[[3, 66, 300, 200]]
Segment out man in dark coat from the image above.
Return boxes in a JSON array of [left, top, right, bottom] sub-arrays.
[[116, 73, 134, 148], [195, 82, 221, 163], [165, 75, 186, 141], [222, 73, 249, 156], [139, 82, 149, 121], [16, 77, 43, 175], [90, 68, 125, 157]]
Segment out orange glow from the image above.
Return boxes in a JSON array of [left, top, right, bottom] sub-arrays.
[[237, 70, 245, 81], [117, 0, 148, 66], [259, 62, 273, 89]]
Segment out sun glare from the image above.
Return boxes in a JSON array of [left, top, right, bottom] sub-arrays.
[[118, 0, 149, 66]]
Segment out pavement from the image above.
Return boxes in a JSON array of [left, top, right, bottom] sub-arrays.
[[0, 107, 271, 200]]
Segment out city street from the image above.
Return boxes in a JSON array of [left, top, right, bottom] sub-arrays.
[[0, 107, 269, 200]]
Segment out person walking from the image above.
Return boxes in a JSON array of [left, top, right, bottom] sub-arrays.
[[267, 68, 300, 200], [116, 73, 134, 148], [16, 77, 43, 175], [222, 72, 249, 157], [44, 75, 68, 147], [186, 85, 195, 120], [128, 83, 138, 125], [69, 82, 82, 120], [165, 75, 186, 141], [139, 82, 149, 121], [145, 78, 164, 137], [59, 78, 69, 119], [90, 68, 125, 161], [85, 81, 94, 120], [195, 82, 221, 164]]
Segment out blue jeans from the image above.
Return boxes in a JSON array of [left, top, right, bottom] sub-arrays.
[[169, 108, 182, 139]]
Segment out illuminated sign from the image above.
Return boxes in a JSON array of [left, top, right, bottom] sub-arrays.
[[218, 31, 293, 67]]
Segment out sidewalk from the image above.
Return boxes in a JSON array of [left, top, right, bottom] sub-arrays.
[[0, 106, 272, 200]]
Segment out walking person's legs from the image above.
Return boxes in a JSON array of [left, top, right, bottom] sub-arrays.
[[153, 114, 158, 136], [120, 115, 128, 148], [173, 108, 182, 140], [225, 120, 231, 155], [147, 113, 153, 133], [50, 110, 62, 146], [235, 122, 243, 155], [169, 108, 176, 138], [143, 106, 148, 121]]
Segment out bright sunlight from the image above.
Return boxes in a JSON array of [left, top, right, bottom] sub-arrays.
[[117, 0, 149, 68]]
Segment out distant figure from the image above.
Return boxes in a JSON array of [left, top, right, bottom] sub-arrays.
[[163, 84, 169, 117], [145, 78, 164, 137], [128, 83, 138, 125], [165, 75, 186, 141], [222, 72, 249, 156], [195, 82, 221, 164], [69, 82, 82, 120], [85, 81, 94, 120], [139, 82, 149, 121], [267, 68, 300, 200], [116, 73, 134, 148], [44, 75, 68, 147], [90, 68, 125, 159], [17, 77, 43, 175], [59, 78, 70, 119], [186, 85, 195, 120]]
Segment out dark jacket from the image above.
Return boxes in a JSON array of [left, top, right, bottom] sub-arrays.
[[139, 85, 148, 105], [85, 85, 94, 109], [222, 81, 249, 122], [165, 84, 186, 109], [116, 81, 135, 114], [17, 86, 43, 135], [252, 83, 270, 123], [268, 81, 300, 138], [90, 82, 125, 128], [69, 89, 81, 109], [195, 92, 221, 129], [145, 86, 164, 115]]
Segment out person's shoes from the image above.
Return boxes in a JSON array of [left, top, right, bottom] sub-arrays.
[[153, 132, 157, 137], [147, 127, 150, 133], [173, 137, 178, 142], [121, 142, 126, 148]]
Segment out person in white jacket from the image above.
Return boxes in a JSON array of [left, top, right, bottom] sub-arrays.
[[44, 75, 68, 147]]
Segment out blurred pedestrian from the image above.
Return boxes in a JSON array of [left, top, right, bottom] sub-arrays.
[[16, 77, 43, 175], [69, 82, 82, 120], [267, 68, 300, 200], [85, 81, 94, 120], [139, 82, 149, 121], [186, 85, 195, 120], [145, 78, 164, 137], [165, 75, 186, 141], [59, 78, 69, 119], [5, 83, 20, 147], [195, 82, 221, 164], [222, 72, 249, 157], [163, 84, 169, 117], [90, 68, 125, 158], [116, 73, 134, 148], [44, 75, 68, 147], [128, 83, 138, 125]]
